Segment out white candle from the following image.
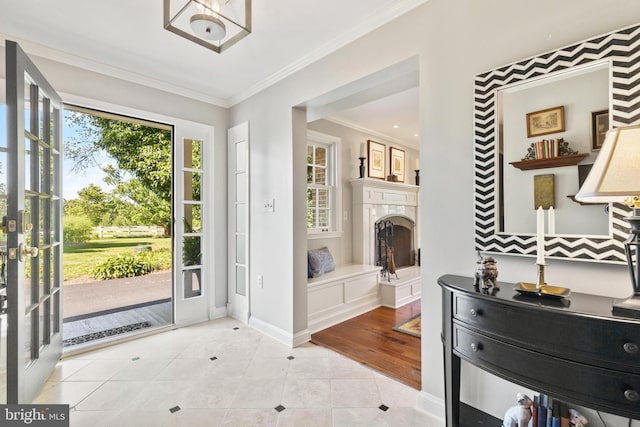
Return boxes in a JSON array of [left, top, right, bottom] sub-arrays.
[[548, 206, 555, 235], [536, 206, 545, 265], [414, 158, 420, 170], [359, 142, 366, 158]]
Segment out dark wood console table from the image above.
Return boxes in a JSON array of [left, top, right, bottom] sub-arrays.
[[438, 274, 640, 426]]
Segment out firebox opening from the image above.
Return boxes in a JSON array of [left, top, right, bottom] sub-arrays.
[[375, 215, 416, 279]]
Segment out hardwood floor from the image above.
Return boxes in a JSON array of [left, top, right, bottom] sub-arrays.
[[311, 300, 421, 389]]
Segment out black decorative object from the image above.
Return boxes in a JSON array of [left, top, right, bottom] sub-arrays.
[[415, 169, 420, 186], [358, 156, 366, 178]]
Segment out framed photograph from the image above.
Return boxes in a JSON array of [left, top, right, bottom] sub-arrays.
[[591, 110, 609, 151], [367, 140, 386, 179], [526, 106, 565, 138], [389, 147, 405, 182], [533, 174, 555, 209]]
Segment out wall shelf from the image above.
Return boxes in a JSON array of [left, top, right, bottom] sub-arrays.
[[509, 153, 587, 171]]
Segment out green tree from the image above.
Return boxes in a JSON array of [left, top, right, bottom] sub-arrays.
[[64, 184, 112, 226], [65, 111, 172, 233]]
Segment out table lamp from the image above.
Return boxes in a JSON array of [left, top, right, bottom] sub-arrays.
[[575, 125, 640, 318]]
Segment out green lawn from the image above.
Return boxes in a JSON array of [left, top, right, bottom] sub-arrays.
[[63, 237, 172, 281]]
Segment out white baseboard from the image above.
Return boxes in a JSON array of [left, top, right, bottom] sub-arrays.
[[249, 315, 296, 347], [210, 305, 228, 319], [292, 329, 311, 347], [308, 296, 381, 333], [416, 391, 446, 425]]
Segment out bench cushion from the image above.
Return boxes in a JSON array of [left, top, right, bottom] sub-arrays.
[[308, 247, 335, 278]]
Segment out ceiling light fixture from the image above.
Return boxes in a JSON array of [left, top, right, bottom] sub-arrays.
[[164, 0, 251, 53]]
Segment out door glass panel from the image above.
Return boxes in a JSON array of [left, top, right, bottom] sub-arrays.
[[182, 269, 201, 299], [24, 313, 33, 365], [38, 307, 45, 349], [190, 140, 201, 169], [236, 235, 246, 264], [23, 76, 31, 129], [38, 94, 44, 141], [236, 205, 246, 233], [182, 236, 201, 266], [183, 204, 201, 233], [37, 256, 44, 305], [236, 174, 247, 203], [236, 265, 246, 296], [183, 171, 201, 201], [52, 291, 60, 334], [24, 138, 32, 191], [235, 141, 247, 171]]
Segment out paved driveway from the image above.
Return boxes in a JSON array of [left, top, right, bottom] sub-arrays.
[[62, 270, 172, 318]]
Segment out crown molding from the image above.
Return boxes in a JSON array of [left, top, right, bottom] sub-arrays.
[[228, 0, 430, 106], [324, 115, 418, 150], [0, 35, 230, 108]]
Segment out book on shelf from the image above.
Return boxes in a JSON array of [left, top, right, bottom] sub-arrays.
[[537, 394, 548, 427], [534, 138, 562, 160], [551, 399, 560, 427]]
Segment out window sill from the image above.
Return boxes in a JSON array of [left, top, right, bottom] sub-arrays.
[[307, 231, 343, 240]]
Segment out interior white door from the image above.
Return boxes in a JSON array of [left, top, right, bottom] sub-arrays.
[[4, 41, 63, 403], [227, 122, 249, 323], [173, 123, 212, 326]]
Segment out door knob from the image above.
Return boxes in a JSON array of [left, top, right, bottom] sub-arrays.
[[18, 243, 38, 261]]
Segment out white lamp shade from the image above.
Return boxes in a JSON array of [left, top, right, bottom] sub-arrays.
[[575, 125, 640, 204]]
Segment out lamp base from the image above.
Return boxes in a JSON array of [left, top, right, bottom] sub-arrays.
[[612, 296, 640, 319]]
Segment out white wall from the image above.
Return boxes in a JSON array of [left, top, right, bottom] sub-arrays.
[[307, 119, 419, 266], [229, 1, 640, 424]]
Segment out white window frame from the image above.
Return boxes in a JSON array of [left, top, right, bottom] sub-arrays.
[[307, 130, 342, 238]]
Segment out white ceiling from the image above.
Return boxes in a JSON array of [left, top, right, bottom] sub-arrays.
[[0, 0, 422, 146]]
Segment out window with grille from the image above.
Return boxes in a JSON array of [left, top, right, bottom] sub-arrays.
[[307, 131, 340, 235]]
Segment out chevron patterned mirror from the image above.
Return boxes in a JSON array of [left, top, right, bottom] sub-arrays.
[[473, 23, 640, 264]]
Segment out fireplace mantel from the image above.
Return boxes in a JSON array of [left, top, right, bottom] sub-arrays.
[[350, 178, 419, 265]]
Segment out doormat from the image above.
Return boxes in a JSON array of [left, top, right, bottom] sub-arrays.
[[62, 322, 152, 347], [392, 314, 421, 338]]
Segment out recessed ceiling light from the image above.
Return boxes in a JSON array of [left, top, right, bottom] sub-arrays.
[[392, 125, 400, 129], [414, 133, 419, 137]]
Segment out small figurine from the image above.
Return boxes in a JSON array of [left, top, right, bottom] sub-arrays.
[[474, 252, 499, 290], [501, 393, 533, 427], [569, 408, 588, 427]]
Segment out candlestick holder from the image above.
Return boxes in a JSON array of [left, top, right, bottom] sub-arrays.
[[415, 169, 420, 186], [515, 263, 571, 298], [358, 157, 366, 178]]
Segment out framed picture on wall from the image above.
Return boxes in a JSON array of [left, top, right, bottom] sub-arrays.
[[533, 174, 555, 209], [390, 147, 405, 182], [591, 109, 609, 151], [367, 140, 386, 179], [526, 106, 565, 137]]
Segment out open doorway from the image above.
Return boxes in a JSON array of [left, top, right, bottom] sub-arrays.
[[61, 106, 174, 349]]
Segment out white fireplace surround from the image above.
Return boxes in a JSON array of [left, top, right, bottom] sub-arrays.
[[351, 178, 419, 266]]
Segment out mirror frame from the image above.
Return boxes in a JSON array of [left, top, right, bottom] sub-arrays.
[[473, 23, 640, 264]]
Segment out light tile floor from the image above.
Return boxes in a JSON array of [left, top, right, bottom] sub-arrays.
[[35, 317, 439, 427]]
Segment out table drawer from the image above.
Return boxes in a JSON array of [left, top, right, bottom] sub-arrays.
[[454, 325, 640, 419], [454, 294, 640, 373]]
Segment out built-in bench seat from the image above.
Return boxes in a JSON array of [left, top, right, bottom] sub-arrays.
[[307, 264, 381, 333]]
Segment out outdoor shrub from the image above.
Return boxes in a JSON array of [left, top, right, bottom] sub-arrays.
[[90, 254, 153, 280], [64, 215, 93, 243], [137, 249, 172, 271]]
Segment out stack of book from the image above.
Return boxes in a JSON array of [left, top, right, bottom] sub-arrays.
[[534, 138, 564, 160], [530, 394, 572, 427]]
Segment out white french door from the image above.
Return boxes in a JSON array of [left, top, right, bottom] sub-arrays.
[[227, 122, 249, 323], [4, 41, 63, 403], [173, 124, 212, 326]]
